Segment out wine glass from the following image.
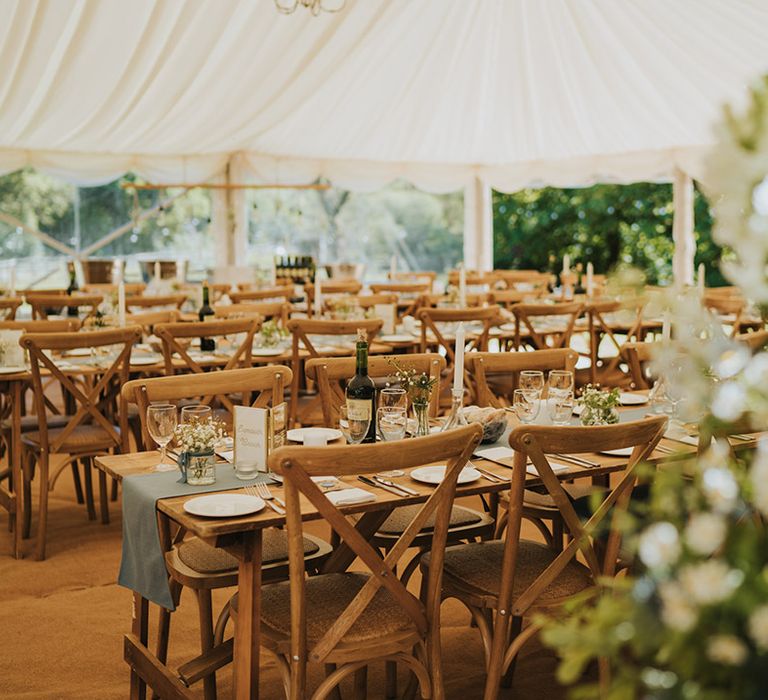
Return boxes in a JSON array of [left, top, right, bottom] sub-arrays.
[[380, 387, 407, 410], [181, 404, 212, 424], [339, 405, 371, 445], [513, 389, 540, 424], [378, 407, 407, 441], [519, 370, 544, 400], [547, 390, 574, 426], [146, 404, 178, 472], [548, 370, 574, 397]]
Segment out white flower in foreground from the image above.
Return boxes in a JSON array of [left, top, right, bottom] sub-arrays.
[[706, 634, 748, 666], [638, 522, 680, 570], [658, 581, 697, 632], [751, 440, 768, 517], [701, 467, 739, 514], [685, 512, 727, 556], [711, 381, 747, 423], [748, 605, 768, 650], [678, 560, 744, 605]]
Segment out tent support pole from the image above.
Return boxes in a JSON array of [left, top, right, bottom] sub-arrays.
[[211, 156, 248, 268], [463, 176, 493, 271], [672, 167, 695, 288]]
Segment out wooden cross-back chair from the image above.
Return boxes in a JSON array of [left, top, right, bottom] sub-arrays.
[[26, 293, 103, 321], [125, 309, 180, 334], [286, 317, 383, 426], [447, 270, 500, 288], [153, 318, 261, 412], [704, 294, 750, 337], [737, 329, 768, 354], [0, 297, 22, 320], [84, 282, 146, 296], [388, 270, 437, 289], [493, 270, 549, 292], [304, 281, 364, 317], [467, 349, 578, 409], [20, 326, 140, 559], [422, 417, 666, 698], [247, 424, 483, 700], [121, 366, 331, 699], [621, 341, 656, 391], [370, 283, 432, 319], [215, 301, 290, 327], [230, 287, 295, 304], [585, 298, 648, 385], [511, 301, 584, 350], [125, 293, 187, 311], [417, 292, 487, 309], [487, 289, 529, 311]]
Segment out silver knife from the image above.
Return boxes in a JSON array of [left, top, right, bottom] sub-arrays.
[[373, 476, 418, 496], [358, 475, 406, 497]]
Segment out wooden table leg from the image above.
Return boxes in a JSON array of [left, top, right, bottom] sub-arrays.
[[321, 510, 392, 574], [11, 381, 23, 559], [130, 592, 150, 700], [234, 529, 263, 700]]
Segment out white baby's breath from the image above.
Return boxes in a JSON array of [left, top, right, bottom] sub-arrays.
[[706, 634, 749, 666], [685, 512, 728, 556], [658, 581, 698, 632], [638, 522, 681, 571], [748, 605, 768, 650], [701, 467, 739, 514], [678, 560, 744, 605]]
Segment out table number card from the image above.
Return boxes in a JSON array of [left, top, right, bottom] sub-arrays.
[[234, 405, 269, 471], [269, 402, 287, 451], [375, 304, 397, 335], [0, 330, 24, 367]]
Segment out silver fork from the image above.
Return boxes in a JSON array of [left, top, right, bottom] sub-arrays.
[[253, 482, 286, 515]]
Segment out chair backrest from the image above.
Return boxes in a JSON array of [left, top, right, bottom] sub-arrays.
[[446, 270, 500, 288], [230, 287, 294, 304], [21, 326, 142, 454], [269, 423, 483, 664], [585, 298, 647, 383], [388, 270, 436, 290], [737, 329, 768, 354], [304, 281, 363, 312], [500, 417, 666, 618], [0, 297, 23, 320], [154, 317, 260, 381], [417, 305, 500, 362], [305, 352, 446, 427], [466, 349, 578, 408], [125, 310, 180, 334], [704, 294, 746, 337], [26, 293, 103, 320], [418, 292, 487, 309], [122, 365, 291, 450], [621, 341, 656, 390], [487, 289, 528, 309], [511, 301, 584, 349], [84, 283, 146, 296], [215, 301, 288, 327], [369, 282, 431, 296], [125, 294, 186, 311], [0, 319, 80, 332], [287, 317, 383, 361]]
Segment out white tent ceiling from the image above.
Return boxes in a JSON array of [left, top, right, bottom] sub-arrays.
[[1, 0, 767, 191]]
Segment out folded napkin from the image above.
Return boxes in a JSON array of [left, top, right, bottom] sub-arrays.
[[664, 427, 698, 446], [326, 488, 376, 506], [475, 446, 515, 462], [526, 462, 571, 476]]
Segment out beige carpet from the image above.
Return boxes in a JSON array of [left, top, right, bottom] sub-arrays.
[[0, 462, 571, 699]]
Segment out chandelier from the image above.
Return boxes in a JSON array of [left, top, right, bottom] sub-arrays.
[[274, 0, 346, 15]]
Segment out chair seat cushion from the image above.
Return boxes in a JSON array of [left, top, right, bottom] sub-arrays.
[[2, 414, 71, 432], [234, 572, 415, 645], [377, 504, 485, 536], [423, 539, 592, 603], [21, 424, 118, 452], [177, 530, 320, 574], [520, 484, 600, 511]]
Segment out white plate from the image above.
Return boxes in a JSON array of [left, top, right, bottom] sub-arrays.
[[379, 334, 416, 343], [0, 365, 26, 375], [287, 427, 343, 443], [63, 348, 91, 357], [252, 348, 284, 356], [410, 465, 481, 485], [599, 447, 634, 457], [131, 356, 161, 366], [619, 393, 648, 406], [183, 493, 265, 518]]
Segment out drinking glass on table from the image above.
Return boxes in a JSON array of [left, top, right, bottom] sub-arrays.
[[378, 406, 407, 441], [513, 389, 540, 424], [146, 404, 178, 472], [181, 404, 212, 424], [548, 390, 574, 426], [339, 405, 371, 445], [380, 387, 408, 410], [519, 370, 544, 400], [548, 370, 574, 397]]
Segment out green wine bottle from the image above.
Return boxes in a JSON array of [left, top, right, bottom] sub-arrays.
[[198, 280, 216, 352], [345, 331, 376, 443]]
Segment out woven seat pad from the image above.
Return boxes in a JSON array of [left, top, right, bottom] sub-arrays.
[[377, 504, 484, 535], [424, 540, 592, 602], [1, 414, 71, 432], [21, 424, 117, 451], [177, 530, 320, 574], [519, 484, 601, 511], [244, 572, 416, 644]]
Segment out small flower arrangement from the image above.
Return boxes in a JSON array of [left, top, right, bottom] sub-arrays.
[[387, 358, 438, 407], [258, 319, 288, 348], [174, 418, 226, 454], [84, 309, 115, 329], [578, 384, 620, 425]]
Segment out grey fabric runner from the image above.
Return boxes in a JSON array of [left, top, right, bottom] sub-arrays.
[[118, 465, 274, 610]]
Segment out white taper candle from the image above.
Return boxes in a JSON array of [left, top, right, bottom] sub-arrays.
[[453, 322, 465, 392]]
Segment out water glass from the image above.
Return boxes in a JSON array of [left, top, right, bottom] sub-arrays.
[[378, 407, 407, 441], [339, 405, 371, 445], [513, 389, 540, 424], [181, 404, 212, 424], [519, 370, 544, 399], [380, 387, 408, 410], [548, 370, 574, 396], [146, 404, 178, 472], [548, 391, 574, 426]]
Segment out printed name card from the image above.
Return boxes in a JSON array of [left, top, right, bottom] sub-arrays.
[[0, 330, 24, 367], [234, 405, 269, 471], [374, 304, 397, 335]]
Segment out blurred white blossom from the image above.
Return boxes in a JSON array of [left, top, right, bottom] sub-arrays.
[[658, 581, 698, 632], [701, 467, 739, 514], [678, 560, 744, 605], [638, 522, 681, 570], [685, 512, 727, 556], [706, 634, 748, 666], [748, 605, 768, 650]]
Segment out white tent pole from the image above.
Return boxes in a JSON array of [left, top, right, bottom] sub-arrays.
[[230, 154, 249, 265], [463, 176, 493, 271], [211, 164, 231, 268], [211, 156, 248, 267], [672, 167, 695, 288]]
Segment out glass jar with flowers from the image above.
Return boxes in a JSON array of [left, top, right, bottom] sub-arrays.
[[388, 359, 438, 437], [174, 417, 226, 485], [255, 319, 289, 349], [578, 384, 620, 426]]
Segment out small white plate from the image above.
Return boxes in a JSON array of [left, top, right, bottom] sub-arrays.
[[410, 465, 481, 485], [379, 334, 416, 343], [599, 447, 634, 457], [252, 348, 284, 357], [183, 493, 265, 518], [131, 356, 161, 366], [619, 393, 648, 406], [0, 365, 26, 375], [287, 427, 343, 443]]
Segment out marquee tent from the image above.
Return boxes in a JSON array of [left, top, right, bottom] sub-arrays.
[[1, 0, 768, 273]]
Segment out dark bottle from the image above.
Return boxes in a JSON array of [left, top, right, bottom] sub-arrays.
[[345, 332, 377, 443], [198, 280, 216, 352], [66, 262, 79, 317]]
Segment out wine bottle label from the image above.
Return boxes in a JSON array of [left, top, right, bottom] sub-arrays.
[[347, 398, 372, 421]]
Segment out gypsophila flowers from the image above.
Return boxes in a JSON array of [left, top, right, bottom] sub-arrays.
[[678, 560, 744, 606], [685, 512, 728, 556], [707, 635, 749, 666]]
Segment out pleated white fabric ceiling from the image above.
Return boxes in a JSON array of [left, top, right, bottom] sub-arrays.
[[0, 0, 767, 190]]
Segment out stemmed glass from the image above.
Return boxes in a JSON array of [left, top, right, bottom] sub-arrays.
[[181, 404, 212, 424], [547, 391, 574, 426], [378, 407, 407, 441], [513, 389, 540, 424], [548, 370, 574, 397], [146, 404, 178, 472], [339, 405, 371, 445], [380, 387, 408, 410], [519, 370, 544, 400]]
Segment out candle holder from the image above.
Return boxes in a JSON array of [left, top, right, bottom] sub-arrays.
[[441, 388, 467, 432]]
